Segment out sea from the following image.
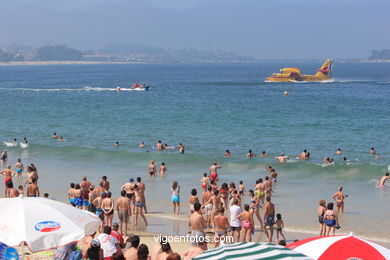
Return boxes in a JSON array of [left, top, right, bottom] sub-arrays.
[[0, 61, 389, 242]]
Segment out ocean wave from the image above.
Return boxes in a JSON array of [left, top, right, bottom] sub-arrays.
[[0, 86, 148, 92]]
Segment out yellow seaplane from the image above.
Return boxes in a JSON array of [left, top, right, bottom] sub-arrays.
[[265, 59, 334, 82]]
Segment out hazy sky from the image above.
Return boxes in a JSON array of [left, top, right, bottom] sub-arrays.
[[1, 0, 389, 59]]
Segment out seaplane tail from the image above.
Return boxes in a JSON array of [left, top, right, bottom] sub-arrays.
[[314, 58, 333, 79]]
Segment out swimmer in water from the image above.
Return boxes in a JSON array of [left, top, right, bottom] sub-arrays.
[[148, 161, 156, 177], [336, 148, 342, 155], [52, 132, 57, 139], [224, 149, 231, 157], [156, 140, 163, 151], [164, 144, 171, 150], [115, 141, 119, 147], [261, 151, 267, 157], [59, 136, 66, 142], [298, 149, 308, 159], [323, 157, 333, 164], [378, 173, 389, 188], [177, 143, 185, 154], [375, 154, 380, 160], [370, 147, 376, 155], [138, 141, 145, 147], [246, 150, 256, 158], [159, 162, 167, 175], [275, 153, 290, 163], [23, 137, 28, 144]]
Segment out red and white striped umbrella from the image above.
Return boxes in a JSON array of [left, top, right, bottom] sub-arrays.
[[287, 234, 390, 260]]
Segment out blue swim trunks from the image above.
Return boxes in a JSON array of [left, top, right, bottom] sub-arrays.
[[75, 197, 83, 207], [172, 195, 180, 203], [69, 198, 75, 205], [83, 200, 89, 207], [16, 169, 22, 174]]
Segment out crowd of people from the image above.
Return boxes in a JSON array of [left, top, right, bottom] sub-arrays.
[[0, 142, 388, 259]]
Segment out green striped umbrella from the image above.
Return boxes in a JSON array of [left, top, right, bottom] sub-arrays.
[[192, 242, 313, 260]]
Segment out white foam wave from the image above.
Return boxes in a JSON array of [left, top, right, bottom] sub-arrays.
[[0, 86, 148, 92]]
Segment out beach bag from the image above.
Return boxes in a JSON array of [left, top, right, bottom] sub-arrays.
[[69, 250, 82, 260]]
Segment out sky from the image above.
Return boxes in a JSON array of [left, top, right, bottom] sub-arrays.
[[0, 0, 389, 59]]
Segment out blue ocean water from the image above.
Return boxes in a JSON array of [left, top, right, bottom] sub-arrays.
[[0, 62, 389, 240]]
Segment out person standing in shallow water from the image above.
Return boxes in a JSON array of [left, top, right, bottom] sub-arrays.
[[332, 186, 348, 214], [318, 200, 327, 236], [148, 160, 156, 177], [171, 181, 180, 215]]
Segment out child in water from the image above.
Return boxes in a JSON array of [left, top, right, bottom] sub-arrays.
[[276, 213, 286, 241]]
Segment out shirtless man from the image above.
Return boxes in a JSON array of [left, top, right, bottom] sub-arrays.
[[114, 141, 119, 147], [134, 184, 148, 226], [263, 196, 275, 242], [101, 176, 110, 191], [159, 162, 167, 175], [378, 173, 390, 188], [68, 183, 76, 206], [52, 132, 57, 139], [370, 147, 376, 155], [80, 176, 92, 210], [336, 148, 342, 155], [156, 140, 163, 151], [213, 208, 230, 246], [93, 192, 106, 231], [15, 159, 24, 183], [6, 182, 19, 198], [95, 181, 107, 195], [117, 190, 131, 235], [1, 165, 16, 196], [323, 157, 333, 164], [27, 178, 40, 197], [137, 177, 147, 213], [88, 185, 98, 213], [224, 149, 231, 157], [189, 203, 207, 246], [148, 161, 156, 177], [102, 191, 115, 227], [202, 186, 213, 228], [332, 186, 348, 214], [209, 162, 221, 183], [275, 153, 290, 163], [177, 143, 185, 154], [123, 235, 140, 260], [261, 151, 267, 157], [200, 173, 209, 192], [138, 141, 145, 147]]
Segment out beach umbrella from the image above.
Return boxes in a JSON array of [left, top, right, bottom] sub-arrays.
[[287, 234, 390, 260], [0, 196, 100, 252], [193, 242, 313, 260]]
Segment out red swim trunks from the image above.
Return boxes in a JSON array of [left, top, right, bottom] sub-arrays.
[[4, 177, 12, 186], [210, 173, 218, 182]]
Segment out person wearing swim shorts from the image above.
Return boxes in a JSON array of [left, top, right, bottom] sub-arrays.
[[74, 184, 83, 209], [68, 183, 76, 206], [171, 181, 180, 215], [15, 159, 24, 184], [121, 178, 135, 210], [255, 179, 265, 206], [264, 196, 275, 242], [189, 203, 207, 246], [80, 176, 91, 210], [134, 184, 148, 226], [93, 192, 106, 232], [117, 190, 131, 236], [275, 213, 285, 241], [318, 200, 326, 236], [27, 178, 39, 197], [213, 208, 229, 246], [209, 162, 221, 183], [324, 202, 338, 236], [230, 198, 242, 242]]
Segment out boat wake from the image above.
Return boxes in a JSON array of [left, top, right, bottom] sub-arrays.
[[0, 86, 149, 92]]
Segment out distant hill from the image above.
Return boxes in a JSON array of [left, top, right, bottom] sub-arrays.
[[0, 43, 256, 63], [369, 49, 390, 60]]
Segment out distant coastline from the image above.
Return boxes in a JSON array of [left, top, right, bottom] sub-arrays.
[[0, 61, 151, 66]]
